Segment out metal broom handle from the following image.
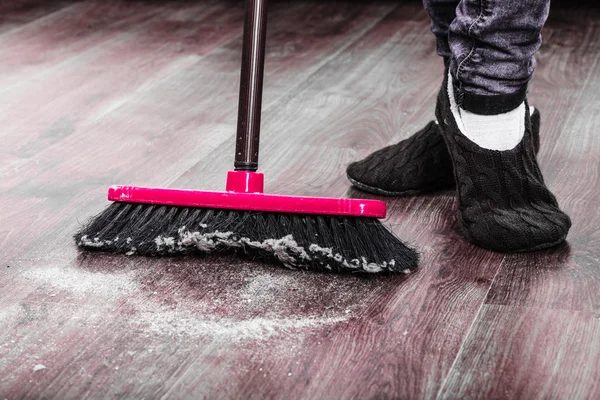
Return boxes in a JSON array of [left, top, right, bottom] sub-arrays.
[[234, 0, 269, 172]]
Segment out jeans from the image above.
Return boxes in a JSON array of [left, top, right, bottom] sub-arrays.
[[423, 0, 551, 115]]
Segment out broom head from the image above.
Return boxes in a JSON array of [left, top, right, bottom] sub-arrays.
[[75, 171, 419, 273]]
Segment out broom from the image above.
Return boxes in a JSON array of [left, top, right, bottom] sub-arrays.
[[74, 0, 419, 274]]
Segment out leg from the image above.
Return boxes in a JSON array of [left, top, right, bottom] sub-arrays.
[[346, 0, 542, 196], [423, 0, 460, 62], [436, 0, 571, 252], [448, 0, 551, 114]]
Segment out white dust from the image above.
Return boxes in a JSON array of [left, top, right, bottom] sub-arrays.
[[19, 263, 348, 342], [22, 265, 136, 297]]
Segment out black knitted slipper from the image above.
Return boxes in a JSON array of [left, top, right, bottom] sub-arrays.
[[435, 72, 570, 253], [346, 108, 541, 196]]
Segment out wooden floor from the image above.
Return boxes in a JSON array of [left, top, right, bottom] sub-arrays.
[[1, 0, 599, 398]]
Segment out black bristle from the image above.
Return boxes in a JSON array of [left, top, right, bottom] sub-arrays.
[[75, 203, 419, 274]]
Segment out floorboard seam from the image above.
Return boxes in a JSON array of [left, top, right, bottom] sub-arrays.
[[163, 3, 403, 188], [0, 1, 183, 96], [0, 2, 242, 180], [433, 257, 506, 400], [258, 3, 402, 113], [546, 18, 600, 157], [0, 1, 79, 40]]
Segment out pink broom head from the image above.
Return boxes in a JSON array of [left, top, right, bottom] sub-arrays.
[[108, 171, 386, 218]]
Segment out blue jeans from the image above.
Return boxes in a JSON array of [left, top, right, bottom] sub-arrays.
[[423, 0, 551, 115]]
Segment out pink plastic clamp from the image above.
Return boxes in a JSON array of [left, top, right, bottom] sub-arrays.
[[107, 171, 386, 218]]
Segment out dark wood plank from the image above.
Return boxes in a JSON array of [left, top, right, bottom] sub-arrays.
[[0, 1, 395, 261], [0, 1, 249, 264], [1, 255, 400, 398], [0, 2, 414, 398], [159, 4, 510, 399], [0, 0, 598, 399], [438, 305, 600, 399], [484, 5, 600, 313], [437, 5, 600, 397], [0, 0, 75, 36], [0, 0, 244, 174], [0, 0, 173, 83], [173, 3, 443, 194]]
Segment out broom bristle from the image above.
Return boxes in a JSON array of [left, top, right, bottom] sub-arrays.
[[74, 202, 419, 273]]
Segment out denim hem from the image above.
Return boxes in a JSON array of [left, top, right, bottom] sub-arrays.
[[455, 85, 528, 115]]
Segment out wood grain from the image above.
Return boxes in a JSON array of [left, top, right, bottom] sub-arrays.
[[0, 0, 74, 36], [167, 6, 508, 398], [0, 0, 249, 264], [438, 305, 600, 399], [0, 1, 396, 262], [0, 0, 241, 160], [433, 4, 600, 396], [0, 0, 598, 399], [484, 5, 600, 313]]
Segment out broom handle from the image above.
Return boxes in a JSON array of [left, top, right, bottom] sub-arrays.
[[234, 0, 269, 171]]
